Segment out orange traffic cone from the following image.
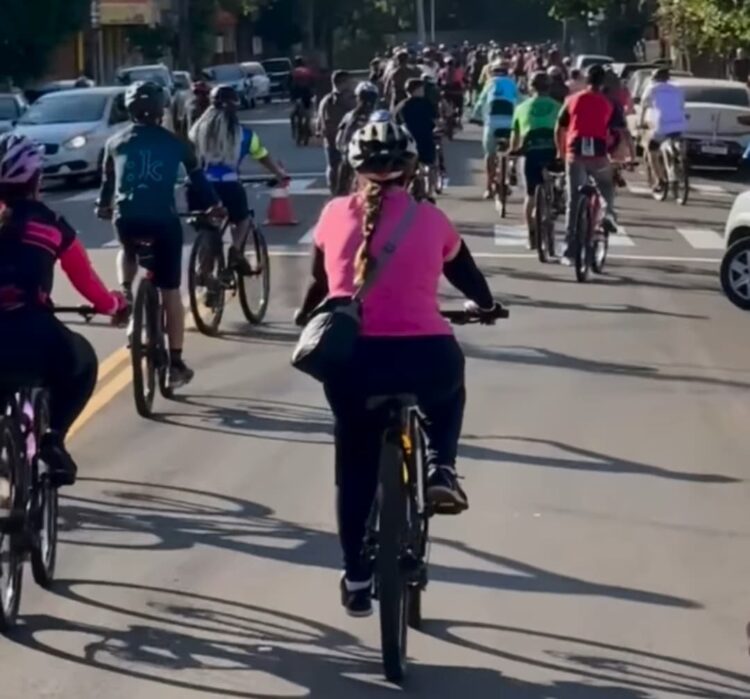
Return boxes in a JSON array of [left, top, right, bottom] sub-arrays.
[[264, 182, 298, 226]]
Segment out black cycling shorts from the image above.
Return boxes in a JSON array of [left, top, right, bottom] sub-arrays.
[[116, 217, 183, 290], [214, 181, 250, 224], [524, 148, 557, 196]]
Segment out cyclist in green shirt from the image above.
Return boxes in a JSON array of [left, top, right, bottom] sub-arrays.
[[509, 71, 561, 248]]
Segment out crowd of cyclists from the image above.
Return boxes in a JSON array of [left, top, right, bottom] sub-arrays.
[[0, 37, 692, 619]]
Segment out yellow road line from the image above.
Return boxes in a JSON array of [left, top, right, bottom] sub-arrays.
[[96, 346, 129, 383]]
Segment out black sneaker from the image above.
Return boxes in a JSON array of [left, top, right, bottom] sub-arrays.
[[168, 361, 195, 390], [40, 432, 78, 487], [340, 576, 373, 618], [427, 466, 468, 514], [228, 246, 254, 276]]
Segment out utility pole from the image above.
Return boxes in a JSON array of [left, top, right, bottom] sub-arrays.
[[416, 0, 426, 45], [177, 0, 192, 72], [430, 0, 436, 43]]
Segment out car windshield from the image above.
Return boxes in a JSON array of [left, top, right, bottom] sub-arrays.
[[682, 85, 750, 107], [0, 97, 19, 120], [244, 64, 265, 76], [580, 57, 612, 68], [18, 94, 107, 125], [121, 69, 168, 87], [211, 65, 243, 81], [174, 74, 190, 89], [263, 60, 290, 73]]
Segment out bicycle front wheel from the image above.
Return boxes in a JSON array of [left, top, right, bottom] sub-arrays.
[[238, 226, 270, 325], [376, 438, 410, 683], [495, 155, 508, 219], [188, 229, 226, 336], [674, 155, 689, 206], [131, 279, 158, 417], [30, 391, 57, 589], [0, 416, 24, 631]]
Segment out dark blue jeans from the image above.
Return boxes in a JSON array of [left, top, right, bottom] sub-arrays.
[[324, 335, 465, 582], [324, 142, 342, 194]]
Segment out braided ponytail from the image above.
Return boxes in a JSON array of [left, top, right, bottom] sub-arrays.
[[354, 180, 386, 287]]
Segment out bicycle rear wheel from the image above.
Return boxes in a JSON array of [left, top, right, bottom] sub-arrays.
[[406, 412, 429, 631], [574, 198, 592, 283], [0, 416, 24, 631], [30, 391, 57, 589], [674, 154, 689, 206], [188, 228, 226, 336], [376, 436, 410, 683], [238, 226, 271, 325], [533, 184, 550, 262], [131, 280, 158, 418], [591, 232, 609, 274], [495, 155, 508, 219]]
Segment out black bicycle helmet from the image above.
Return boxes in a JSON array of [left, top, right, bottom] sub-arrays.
[[211, 84, 240, 108], [652, 66, 670, 82], [124, 81, 166, 121], [530, 71, 550, 93], [586, 63, 606, 88]]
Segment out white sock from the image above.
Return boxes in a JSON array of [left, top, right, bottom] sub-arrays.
[[344, 576, 372, 592]]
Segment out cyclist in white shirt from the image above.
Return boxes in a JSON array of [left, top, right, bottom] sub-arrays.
[[639, 68, 687, 192]]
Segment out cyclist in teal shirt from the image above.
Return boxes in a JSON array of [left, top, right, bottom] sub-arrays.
[[471, 60, 519, 199], [97, 81, 220, 389]]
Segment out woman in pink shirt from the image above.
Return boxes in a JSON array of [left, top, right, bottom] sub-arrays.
[[296, 112, 499, 617]]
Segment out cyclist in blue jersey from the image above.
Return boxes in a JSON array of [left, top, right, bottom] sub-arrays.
[[189, 86, 288, 275], [471, 60, 520, 199]]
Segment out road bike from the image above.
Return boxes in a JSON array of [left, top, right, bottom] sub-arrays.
[[290, 99, 312, 147], [363, 304, 508, 683], [533, 163, 565, 263], [492, 130, 514, 219], [571, 176, 612, 283], [0, 306, 94, 631], [644, 132, 689, 206], [186, 177, 273, 337]]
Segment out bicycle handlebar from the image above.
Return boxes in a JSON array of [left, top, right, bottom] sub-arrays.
[[52, 305, 97, 322], [441, 304, 509, 325]]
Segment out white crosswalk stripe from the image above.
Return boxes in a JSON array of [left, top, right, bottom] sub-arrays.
[[675, 227, 725, 250], [494, 224, 527, 246]]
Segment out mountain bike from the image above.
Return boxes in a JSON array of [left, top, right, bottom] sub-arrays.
[[186, 177, 273, 337], [364, 303, 509, 683], [644, 133, 689, 206], [0, 305, 94, 631], [571, 176, 612, 283]]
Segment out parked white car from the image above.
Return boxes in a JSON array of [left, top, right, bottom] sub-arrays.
[[0, 93, 27, 134], [242, 62, 272, 105], [574, 54, 613, 70], [635, 77, 750, 169], [13, 86, 128, 184], [202, 64, 253, 108], [720, 190, 750, 309]]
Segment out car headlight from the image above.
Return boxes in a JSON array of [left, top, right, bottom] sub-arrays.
[[64, 135, 87, 150]]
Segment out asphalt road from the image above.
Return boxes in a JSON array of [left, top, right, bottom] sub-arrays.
[[1, 102, 750, 698]]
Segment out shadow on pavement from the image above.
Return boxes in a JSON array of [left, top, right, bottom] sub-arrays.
[[57, 479, 699, 608], [459, 435, 739, 484], [6, 579, 710, 697], [426, 618, 750, 698], [462, 343, 750, 395], [152, 395, 333, 445], [215, 322, 300, 346]]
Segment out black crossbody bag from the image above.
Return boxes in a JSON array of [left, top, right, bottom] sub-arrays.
[[291, 199, 418, 383]]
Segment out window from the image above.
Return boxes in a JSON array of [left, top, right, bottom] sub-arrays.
[[243, 63, 265, 77], [109, 94, 129, 124], [0, 97, 19, 120], [19, 94, 108, 124], [262, 59, 291, 74], [682, 85, 750, 107], [209, 65, 244, 81]]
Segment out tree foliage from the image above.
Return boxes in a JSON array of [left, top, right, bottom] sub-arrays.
[[0, 0, 90, 84], [658, 0, 750, 54]]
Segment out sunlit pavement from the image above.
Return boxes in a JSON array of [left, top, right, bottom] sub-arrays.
[[2, 102, 749, 698]]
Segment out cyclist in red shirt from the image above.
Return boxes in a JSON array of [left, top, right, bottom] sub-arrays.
[[290, 56, 316, 112], [555, 64, 631, 264]]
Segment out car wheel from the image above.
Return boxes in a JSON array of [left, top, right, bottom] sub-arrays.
[[720, 236, 750, 310]]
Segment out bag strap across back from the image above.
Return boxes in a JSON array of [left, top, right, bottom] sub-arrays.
[[354, 197, 418, 302]]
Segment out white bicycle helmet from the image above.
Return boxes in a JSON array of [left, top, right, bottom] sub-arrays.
[[348, 111, 417, 181], [0, 133, 43, 185], [355, 81, 379, 98]]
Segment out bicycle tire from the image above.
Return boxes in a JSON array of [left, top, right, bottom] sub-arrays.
[[30, 391, 57, 589], [0, 416, 24, 631], [591, 233, 609, 274], [533, 184, 546, 261], [238, 226, 271, 325], [376, 436, 409, 683], [131, 280, 157, 418], [574, 198, 591, 283], [188, 228, 226, 337], [155, 303, 172, 400], [406, 411, 429, 631], [495, 155, 508, 219], [675, 155, 689, 206]]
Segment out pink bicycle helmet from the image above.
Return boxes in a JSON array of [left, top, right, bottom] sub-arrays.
[[0, 133, 43, 185]]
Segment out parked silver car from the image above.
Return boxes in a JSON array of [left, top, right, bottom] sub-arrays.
[[13, 87, 129, 184], [0, 93, 27, 134], [202, 64, 253, 108]]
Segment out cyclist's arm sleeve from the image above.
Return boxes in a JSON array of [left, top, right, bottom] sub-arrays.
[[97, 141, 115, 209], [443, 241, 494, 310], [60, 238, 118, 314]]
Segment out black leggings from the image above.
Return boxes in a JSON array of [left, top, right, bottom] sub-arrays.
[[324, 335, 465, 582], [0, 310, 98, 435]]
